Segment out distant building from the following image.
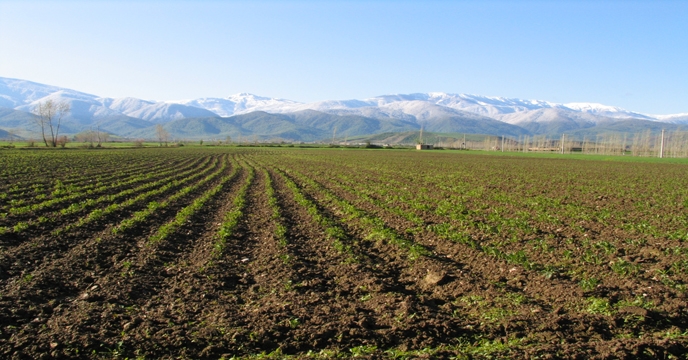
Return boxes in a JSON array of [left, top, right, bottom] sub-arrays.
[[416, 144, 434, 150]]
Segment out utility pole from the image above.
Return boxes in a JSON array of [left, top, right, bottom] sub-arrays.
[[561, 134, 565, 154], [501, 136, 505, 152], [332, 126, 337, 144], [660, 129, 665, 158]]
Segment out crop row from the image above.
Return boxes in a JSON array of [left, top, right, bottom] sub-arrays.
[[211, 160, 254, 258], [2, 147, 687, 358], [0, 156, 220, 238], [250, 149, 688, 326], [4, 156, 204, 218], [1, 156, 196, 211], [283, 167, 431, 261], [111, 155, 230, 235], [57, 155, 224, 236], [148, 158, 240, 246], [273, 168, 356, 260], [0, 150, 190, 196]]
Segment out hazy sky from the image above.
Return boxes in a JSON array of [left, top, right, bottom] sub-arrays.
[[1, 0, 686, 114]]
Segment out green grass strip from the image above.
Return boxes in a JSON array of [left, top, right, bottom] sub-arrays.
[[211, 163, 254, 258], [148, 164, 240, 246], [110, 156, 229, 235], [51, 157, 220, 235], [262, 168, 288, 247], [7, 158, 192, 215], [274, 168, 354, 257], [287, 169, 430, 261]]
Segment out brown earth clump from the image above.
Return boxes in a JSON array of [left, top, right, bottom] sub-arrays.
[[1, 147, 686, 358]]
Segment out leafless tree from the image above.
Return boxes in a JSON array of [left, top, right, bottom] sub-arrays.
[[95, 125, 109, 146], [74, 131, 94, 144], [32, 100, 70, 147], [74, 127, 109, 147], [57, 135, 69, 148], [155, 124, 170, 146]]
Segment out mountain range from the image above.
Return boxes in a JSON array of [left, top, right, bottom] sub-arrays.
[[1, 76, 686, 142]]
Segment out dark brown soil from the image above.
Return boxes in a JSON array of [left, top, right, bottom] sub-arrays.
[[1, 147, 686, 359]]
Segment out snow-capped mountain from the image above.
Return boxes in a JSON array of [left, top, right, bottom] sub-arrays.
[[2, 76, 687, 136], [167, 93, 301, 117], [0, 77, 94, 108], [319, 101, 487, 123], [653, 113, 688, 124], [0, 77, 222, 124], [394, 93, 558, 117], [497, 108, 600, 125], [178, 91, 667, 124], [13, 90, 127, 125], [559, 102, 653, 120], [313, 93, 655, 122], [120, 103, 218, 123], [101, 97, 155, 114]]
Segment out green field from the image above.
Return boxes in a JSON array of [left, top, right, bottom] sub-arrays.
[[1, 147, 687, 358]]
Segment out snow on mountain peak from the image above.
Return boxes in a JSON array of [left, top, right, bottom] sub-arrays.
[[655, 112, 688, 119], [564, 102, 624, 112], [562, 102, 652, 119], [0, 77, 98, 107], [2, 76, 687, 126], [164, 93, 302, 117]]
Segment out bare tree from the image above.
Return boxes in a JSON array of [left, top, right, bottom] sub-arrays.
[[57, 135, 69, 148], [74, 131, 94, 144], [32, 99, 70, 147], [94, 125, 108, 147], [155, 124, 170, 146], [74, 127, 109, 147]]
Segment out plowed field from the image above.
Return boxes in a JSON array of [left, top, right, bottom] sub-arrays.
[[1, 147, 687, 359]]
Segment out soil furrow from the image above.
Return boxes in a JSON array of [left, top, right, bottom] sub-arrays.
[[0, 155, 209, 243], [0, 156, 193, 214], [0, 155, 222, 286], [0, 156, 237, 356], [2, 148, 687, 359], [254, 161, 475, 353], [15, 163, 249, 358]]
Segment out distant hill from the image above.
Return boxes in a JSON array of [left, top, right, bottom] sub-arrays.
[[496, 108, 601, 134], [0, 107, 41, 138], [2, 76, 687, 141], [350, 131, 493, 145], [566, 119, 684, 140], [4, 103, 684, 143], [127, 113, 328, 142], [128, 111, 413, 142], [0, 106, 156, 139], [96, 116, 156, 135], [424, 115, 529, 137], [287, 109, 418, 135], [0, 107, 39, 127], [0, 128, 21, 140]]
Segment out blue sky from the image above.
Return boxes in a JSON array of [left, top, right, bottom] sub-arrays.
[[1, 0, 686, 114]]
